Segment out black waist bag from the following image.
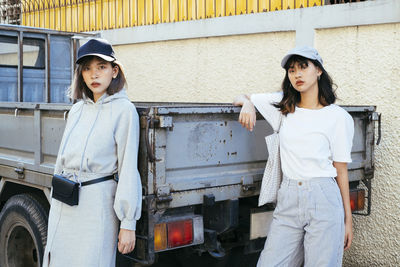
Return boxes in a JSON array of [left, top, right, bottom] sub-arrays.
[[52, 174, 79, 206], [52, 174, 117, 206]]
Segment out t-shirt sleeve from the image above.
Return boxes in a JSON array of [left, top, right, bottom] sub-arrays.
[[330, 110, 354, 163], [250, 92, 283, 130]]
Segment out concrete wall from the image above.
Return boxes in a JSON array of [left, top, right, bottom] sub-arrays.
[[316, 23, 400, 266], [101, 0, 400, 265], [115, 32, 294, 102]]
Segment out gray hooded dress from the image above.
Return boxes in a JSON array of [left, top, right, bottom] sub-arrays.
[[43, 89, 142, 267]]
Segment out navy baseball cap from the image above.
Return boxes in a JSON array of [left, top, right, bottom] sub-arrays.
[[281, 46, 323, 68], [76, 38, 116, 64]]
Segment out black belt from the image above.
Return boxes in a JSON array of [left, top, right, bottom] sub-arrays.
[[81, 173, 118, 186]]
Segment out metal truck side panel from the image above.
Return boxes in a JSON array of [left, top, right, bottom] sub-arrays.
[[0, 103, 376, 209]]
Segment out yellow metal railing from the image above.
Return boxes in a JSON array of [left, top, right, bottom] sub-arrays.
[[18, 0, 323, 32]]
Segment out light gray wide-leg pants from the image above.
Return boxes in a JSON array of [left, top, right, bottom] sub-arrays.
[[257, 177, 345, 267]]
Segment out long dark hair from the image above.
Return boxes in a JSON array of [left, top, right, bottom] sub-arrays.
[[274, 55, 337, 115], [68, 56, 126, 101]]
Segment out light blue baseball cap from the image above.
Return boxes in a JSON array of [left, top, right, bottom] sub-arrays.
[[281, 46, 323, 68]]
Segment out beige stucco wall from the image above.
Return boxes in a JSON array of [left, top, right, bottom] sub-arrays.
[[113, 23, 400, 266], [316, 23, 400, 266], [113, 31, 295, 102]]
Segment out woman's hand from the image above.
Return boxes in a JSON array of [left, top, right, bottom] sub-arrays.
[[233, 95, 256, 131], [118, 229, 136, 254], [344, 217, 353, 250]]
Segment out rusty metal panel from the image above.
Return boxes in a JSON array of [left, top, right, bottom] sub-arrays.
[[161, 115, 270, 192], [0, 101, 377, 208], [145, 104, 376, 208]]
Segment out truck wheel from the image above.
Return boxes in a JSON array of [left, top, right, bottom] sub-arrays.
[[0, 194, 49, 267]]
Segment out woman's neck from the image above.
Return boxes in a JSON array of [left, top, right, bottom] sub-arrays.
[[298, 86, 323, 110], [93, 92, 105, 103]]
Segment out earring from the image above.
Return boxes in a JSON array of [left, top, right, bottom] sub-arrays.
[[318, 75, 321, 81]]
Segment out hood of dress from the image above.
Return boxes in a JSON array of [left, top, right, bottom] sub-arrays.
[[59, 89, 131, 179], [83, 89, 130, 104]]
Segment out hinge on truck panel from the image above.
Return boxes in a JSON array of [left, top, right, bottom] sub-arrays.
[[156, 116, 173, 128], [14, 163, 25, 179], [142, 115, 173, 129], [156, 186, 172, 204], [369, 112, 381, 145], [241, 176, 256, 192], [143, 115, 173, 163], [370, 112, 380, 121]]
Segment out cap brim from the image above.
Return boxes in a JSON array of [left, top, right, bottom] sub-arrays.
[[76, 53, 115, 64], [281, 52, 311, 68], [281, 52, 323, 68]]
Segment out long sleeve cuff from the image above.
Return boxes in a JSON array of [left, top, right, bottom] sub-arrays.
[[120, 218, 137, 231]]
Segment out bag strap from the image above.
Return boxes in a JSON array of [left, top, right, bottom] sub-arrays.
[[81, 173, 118, 187], [276, 113, 283, 134]]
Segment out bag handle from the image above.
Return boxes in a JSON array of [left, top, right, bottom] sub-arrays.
[[276, 113, 283, 134]]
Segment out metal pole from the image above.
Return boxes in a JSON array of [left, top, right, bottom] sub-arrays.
[[17, 30, 23, 102], [45, 33, 50, 102]]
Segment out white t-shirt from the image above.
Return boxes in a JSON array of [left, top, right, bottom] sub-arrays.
[[251, 92, 354, 180]]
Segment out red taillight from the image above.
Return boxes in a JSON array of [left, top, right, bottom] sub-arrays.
[[350, 189, 365, 212], [167, 220, 193, 248], [154, 219, 194, 251]]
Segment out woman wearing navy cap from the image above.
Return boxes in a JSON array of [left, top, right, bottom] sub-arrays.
[[234, 46, 354, 266], [43, 38, 142, 267]]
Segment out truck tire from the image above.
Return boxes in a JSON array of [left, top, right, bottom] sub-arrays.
[[0, 194, 49, 267]]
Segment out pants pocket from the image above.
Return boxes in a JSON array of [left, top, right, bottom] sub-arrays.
[[274, 184, 289, 214], [318, 180, 342, 208]]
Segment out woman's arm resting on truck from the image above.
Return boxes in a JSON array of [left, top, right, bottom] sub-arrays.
[[233, 94, 257, 132], [334, 161, 353, 251]]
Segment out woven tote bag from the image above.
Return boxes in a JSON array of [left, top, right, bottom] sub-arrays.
[[250, 93, 284, 206], [258, 117, 282, 206]]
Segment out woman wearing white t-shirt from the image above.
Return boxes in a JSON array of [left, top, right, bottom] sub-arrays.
[[234, 46, 354, 267]]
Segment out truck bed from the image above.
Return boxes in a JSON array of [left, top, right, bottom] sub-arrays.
[[0, 102, 376, 208]]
